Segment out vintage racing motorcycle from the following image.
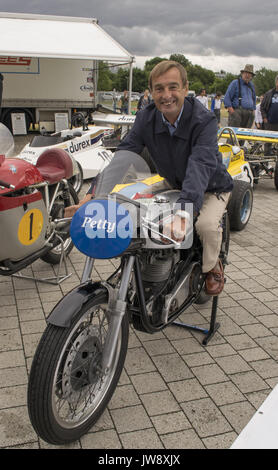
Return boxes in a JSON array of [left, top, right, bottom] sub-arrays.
[[27, 151, 230, 445], [0, 146, 79, 277]]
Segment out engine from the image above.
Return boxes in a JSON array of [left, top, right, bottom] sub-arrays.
[[140, 249, 180, 291], [132, 247, 204, 328]]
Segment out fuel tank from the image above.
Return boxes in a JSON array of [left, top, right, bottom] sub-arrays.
[[0, 156, 44, 195]]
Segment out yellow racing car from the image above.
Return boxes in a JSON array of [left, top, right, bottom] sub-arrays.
[[218, 126, 253, 231]]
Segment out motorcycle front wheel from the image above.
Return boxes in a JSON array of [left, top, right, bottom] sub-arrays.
[[27, 290, 129, 445]]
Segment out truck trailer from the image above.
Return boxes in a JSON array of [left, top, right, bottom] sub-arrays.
[[1, 56, 99, 132], [0, 12, 134, 134]]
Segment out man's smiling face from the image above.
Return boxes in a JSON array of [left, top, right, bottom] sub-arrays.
[[151, 67, 188, 124]]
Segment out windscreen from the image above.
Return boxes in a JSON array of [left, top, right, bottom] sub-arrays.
[[94, 150, 152, 199], [0, 123, 14, 156]]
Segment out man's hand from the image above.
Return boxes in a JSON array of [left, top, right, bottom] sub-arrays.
[[64, 193, 92, 218], [64, 204, 81, 218], [227, 106, 234, 114], [162, 215, 187, 243]]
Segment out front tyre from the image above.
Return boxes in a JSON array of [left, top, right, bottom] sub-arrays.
[[27, 290, 129, 445]]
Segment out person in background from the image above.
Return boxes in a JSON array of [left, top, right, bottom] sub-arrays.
[[254, 95, 264, 129], [120, 90, 129, 114], [137, 89, 151, 112], [261, 75, 278, 155], [112, 88, 117, 113], [224, 64, 256, 129], [196, 88, 209, 109], [211, 92, 222, 127]]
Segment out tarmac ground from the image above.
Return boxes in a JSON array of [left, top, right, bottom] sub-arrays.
[[1, 134, 278, 449]]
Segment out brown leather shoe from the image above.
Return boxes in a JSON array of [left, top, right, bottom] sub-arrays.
[[205, 259, 225, 296]]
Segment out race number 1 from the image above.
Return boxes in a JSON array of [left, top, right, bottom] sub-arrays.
[[18, 209, 44, 246]]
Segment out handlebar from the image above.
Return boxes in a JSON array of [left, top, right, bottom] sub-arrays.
[[53, 217, 72, 232], [142, 218, 182, 247]]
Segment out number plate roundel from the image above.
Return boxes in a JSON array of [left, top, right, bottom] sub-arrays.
[[18, 209, 44, 245]]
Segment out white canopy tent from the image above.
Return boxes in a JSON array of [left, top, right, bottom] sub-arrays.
[[0, 12, 135, 111]]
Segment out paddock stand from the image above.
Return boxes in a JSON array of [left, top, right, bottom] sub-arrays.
[[173, 295, 220, 346], [12, 234, 72, 286]]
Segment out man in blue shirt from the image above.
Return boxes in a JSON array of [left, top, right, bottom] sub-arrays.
[[261, 74, 278, 154], [224, 64, 256, 129]]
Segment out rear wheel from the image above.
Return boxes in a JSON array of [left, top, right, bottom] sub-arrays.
[[195, 212, 230, 304], [2, 109, 32, 133], [227, 180, 253, 231], [219, 212, 230, 265], [27, 290, 129, 445], [69, 162, 83, 193], [274, 161, 278, 190], [40, 183, 79, 265]]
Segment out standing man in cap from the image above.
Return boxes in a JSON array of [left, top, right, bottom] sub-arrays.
[[260, 74, 278, 155], [224, 64, 256, 129]]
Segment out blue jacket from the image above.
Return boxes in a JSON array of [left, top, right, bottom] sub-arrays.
[[118, 97, 233, 213], [210, 98, 216, 111], [224, 77, 256, 110]]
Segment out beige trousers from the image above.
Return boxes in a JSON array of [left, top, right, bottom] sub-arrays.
[[195, 192, 231, 273]]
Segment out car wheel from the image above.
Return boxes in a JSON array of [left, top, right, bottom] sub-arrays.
[[227, 180, 253, 231], [69, 162, 83, 193], [274, 161, 278, 190]]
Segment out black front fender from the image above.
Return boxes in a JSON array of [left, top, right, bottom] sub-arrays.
[[47, 281, 108, 328]]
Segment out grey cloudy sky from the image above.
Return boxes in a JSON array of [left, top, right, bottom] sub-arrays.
[[0, 0, 277, 73]]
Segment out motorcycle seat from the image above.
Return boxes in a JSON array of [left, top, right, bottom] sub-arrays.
[[36, 148, 73, 184]]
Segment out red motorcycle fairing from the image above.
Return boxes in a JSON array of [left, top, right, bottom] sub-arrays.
[[0, 157, 44, 195], [0, 190, 43, 211]]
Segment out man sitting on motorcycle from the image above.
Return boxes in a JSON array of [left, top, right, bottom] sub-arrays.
[[65, 61, 233, 296]]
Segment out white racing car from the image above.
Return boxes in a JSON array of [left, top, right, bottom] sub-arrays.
[[16, 122, 116, 193], [16, 112, 138, 193]]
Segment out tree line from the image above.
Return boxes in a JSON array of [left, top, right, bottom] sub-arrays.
[[98, 53, 278, 96]]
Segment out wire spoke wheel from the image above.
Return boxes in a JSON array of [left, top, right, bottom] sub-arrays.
[[54, 306, 110, 427], [28, 290, 129, 444]]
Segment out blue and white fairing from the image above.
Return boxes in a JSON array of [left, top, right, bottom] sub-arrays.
[[70, 198, 135, 259], [70, 151, 194, 258], [70, 151, 151, 259]]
